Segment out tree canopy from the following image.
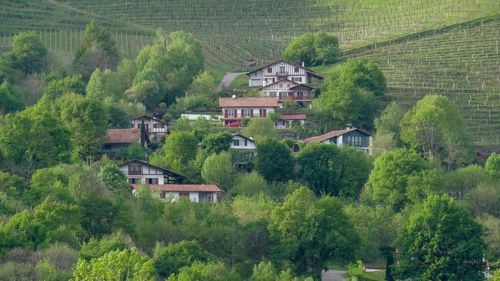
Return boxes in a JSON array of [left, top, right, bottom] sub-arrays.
[[282, 31, 339, 66], [256, 137, 294, 183], [8, 32, 47, 76], [392, 195, 485, 280]]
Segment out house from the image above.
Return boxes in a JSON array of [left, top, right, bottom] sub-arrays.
[[231, 134, 257, 157], [247, 59, 323, 87], [219, 97, 277, 126], [103, 128, 148, 150], [259, 79, 314, 108], [275, 113, 306, 129], [130, 115, 168, 142], [118, 159, 186, 185], [302, 128, 373, 154], [130, 184, 221, 203]]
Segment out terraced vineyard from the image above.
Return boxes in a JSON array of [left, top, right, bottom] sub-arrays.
[[351, 18, 500, 144], [60, 0, 499, 65]]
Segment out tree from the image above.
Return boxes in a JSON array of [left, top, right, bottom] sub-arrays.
[[296, 143, 340, 196], [363, 148, 434, 211], [337, 59, 386, 97], [125, 80, 161, 111], [485, 152, 500, 179], [282, 31, 339, 66], [185, 70, 217, 99], [201, 152, 234, 191], [230, 172, 269, 197], [99, 163, 128, 193], [0, 80, 23, 114], [400, 95, 469, 170], [166, 261, 240, 281], [0, 54, 14, 83], [74, 20, 120, 80], [44, 74, 86, 98], [54, 93, 108, 162], [116, 59, 137, 90], [140, 120, 147, 147], [392, 195, 485, 280], [8, 32, 47, 76], [72, 248, 154, 281], [374, 102, 405, 147], [243, 118, 276, 141], [79, 233, 129, 261], [153, 240, 214, 279], [87, 69, 124, 101], [269, 187, 359, 278], [256, 137, 294, 183], [0, 96, 71, 176], [200, 132, 232, 155]]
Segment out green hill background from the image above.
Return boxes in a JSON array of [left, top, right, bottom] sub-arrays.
[[0, 0, 499, 144]]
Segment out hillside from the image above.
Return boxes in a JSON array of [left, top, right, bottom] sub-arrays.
[[349, 17, 500, 144]]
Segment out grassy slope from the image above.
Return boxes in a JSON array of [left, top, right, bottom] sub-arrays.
[[351, 17, 500, 144]]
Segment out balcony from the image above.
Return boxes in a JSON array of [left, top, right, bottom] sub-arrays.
[[278, 95, 310, 101]]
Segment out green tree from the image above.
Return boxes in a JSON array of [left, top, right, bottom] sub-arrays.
[[8, 32, 47, 76], [87, 69, 124, 101], [256, 137, 294, 183], [363, 148, 433, 211], [164, 131, 198, 165], [166, 261, 240, 281], [79, 190, 116, 239], [0, 97, 71, 176], [485, 152, 500, 179], [282, 31, 339, 66], [79, 233, 129, 261], [200, 132, 232, 155], [400, 95, 469, 170], [230, 172, 269, 197], [116, 59, 137, 90], [269, 187, 359, 278], [201, 152, 234, 191], [44, 74, 86, 98], [0, 80, 23, 113], [153, 240, 214, 279], [296, 143, 340, 196], [72, 248, 154, 281], [99, 163, 128, 193], [243, 118, 276, 141], [125, 80, 161, 111], [0, 54, 14, 83], [74, 20, 120, 80], [185, 70, 217, 99], [374, 102, 405, 147], [392, 195, 485, 281], [54, 93, 108, 162]]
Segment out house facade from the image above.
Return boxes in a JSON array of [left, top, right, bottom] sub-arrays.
[[302, 128, 373, 154], [130, 184, 221, 203], [247, 60, 323, 87], [130, 115, 168, 142], [219, 97, 277, 126], [259, 79, 313, 108], [104, 128, 148, 150], [231, 134, 257, 157], [118, 159, 186, 185]]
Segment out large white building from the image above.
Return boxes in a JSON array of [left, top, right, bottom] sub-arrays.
[[219, 97, 277, 126], [118, 159, 186, 185]]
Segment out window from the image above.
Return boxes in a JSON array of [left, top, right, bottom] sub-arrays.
[[267, 78, 273, 84], [280, 66, 285, 73], [233, 139, 240, 146], [130, 178, 138, 184], [294, 67, 299, 72], [244, 139, 248, 146], [228, 109, 235, 117], [293, 77, 302, 82], [244, 109, 251, 117], [129, 164, 141, 175], [179, 192, 189, 198], [130, 123, 134, 128], [267, 67, 272, 73], [148, 178, 158, 184]]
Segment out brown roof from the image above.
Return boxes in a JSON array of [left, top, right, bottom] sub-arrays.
[[219, 97, 278, 108], [302, 128, 370, 143], [280, 114, 307, 120], [130, 184, 221, 192], [105, 129, 141, 144]]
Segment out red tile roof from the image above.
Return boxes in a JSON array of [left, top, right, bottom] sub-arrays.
[[302, 128, 369, 143], [219, 97, 278, 108], [280, 114, 307, 120], [105, 129, 141, 144], [130, 184, 221, 192]]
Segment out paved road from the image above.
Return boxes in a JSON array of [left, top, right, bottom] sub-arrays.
[[322, 270, 346, 281], [217, 72, 247, 91]]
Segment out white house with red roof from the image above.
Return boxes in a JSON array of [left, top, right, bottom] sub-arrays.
[[219, 97, 277, 126], [118, 159, 186, 185], [130, 184, 221, 203], [302, 128, 373, 154], [276, 113, 307, 129], [259, 79, 314, 108], [130, 115, 168, 142]]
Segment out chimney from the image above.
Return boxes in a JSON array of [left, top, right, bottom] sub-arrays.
[[302, 61, 305, 67]]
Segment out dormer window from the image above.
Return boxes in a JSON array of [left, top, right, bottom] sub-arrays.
[[268, 67, 272, 73], [294, 67, 299, 72], [279, 64, 285, 73]]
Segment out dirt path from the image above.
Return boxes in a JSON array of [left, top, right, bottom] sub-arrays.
[[217, 72, 247, 91], [321, 270, 346, 281]]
